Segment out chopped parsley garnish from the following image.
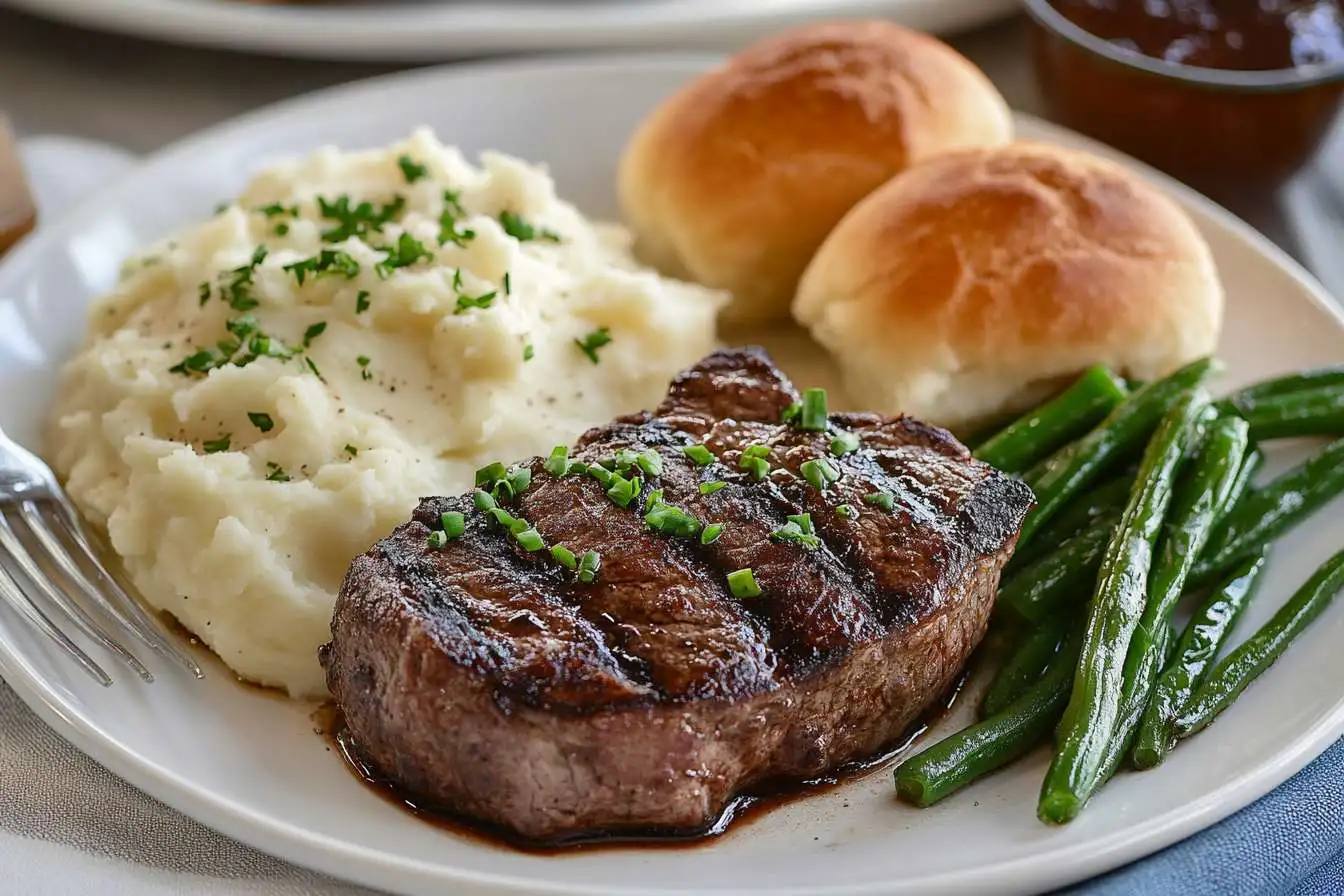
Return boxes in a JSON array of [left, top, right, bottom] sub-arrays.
[[355, 290, 371, 314], [427, 530, 448, 550], [302, 321, 327, 347], [508, 467, 532, 497], [514, 528, 545, 552], [605, 472, 643, 508], [727, 568, 761, 598], [772, 513, 821, 550], [440, 511, 466, 539], [700, 523, 724, 545], [305, 356, 323, 379], [201, 244, 268, 312], [443, 190, 467, 218], [169, 349, 217, 376], [835, 504, 858, 519], [256, 203, 299, 219], [344, 444, 359, 458], [682, 444, 714, 466], [397, 155, 429, 183], [574, 327, 612, 364], [544, 446, 570, 478], [202, 435, 231, 454], [800, 457, 840, 491], [488, 506, 529, 535], [635, 449, 663, 477], [357, 355, 372, 381], [865, 491, 896, 512], [438, 190, 476, 247], [644, 500, 701, 537], [274, 223, 290, 237], [522, 343, 534, 362], [498, 210, 561, 243], [285, 249, 360, 284], [739, 454, 770, 482], [375, 232, 434, 279], [317, 194, 405, 242], [550, 545, 578, 570], [611, 449, 641, 472], [503, 272, 512, 295], [799, 388, 829, 431], [699, 480, 727, 496], [577, 551, 601, 584], [454, 290, 497, 315], [170, 313, 302, 376], [829, 430, 861, 456], [265, 462, 290, 482], [248, 411, 274, 433]]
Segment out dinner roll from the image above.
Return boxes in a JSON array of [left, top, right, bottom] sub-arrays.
[[794, 141, 1223, 430], [617, 20, 1013, 326]]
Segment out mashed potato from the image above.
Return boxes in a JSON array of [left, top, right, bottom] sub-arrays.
[[48, 128, 724, 698]]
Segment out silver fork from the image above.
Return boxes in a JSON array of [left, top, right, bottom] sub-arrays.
[[0, 425, 203, 686]]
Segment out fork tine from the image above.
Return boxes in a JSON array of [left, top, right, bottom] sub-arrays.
[[0, 511, 153, 682], [25, 501, 204, 679], [0, 560, 112, 687]]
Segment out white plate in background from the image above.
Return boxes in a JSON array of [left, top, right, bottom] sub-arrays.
[[0, 55, 1342, 896], [0, 0, 1020, 61]]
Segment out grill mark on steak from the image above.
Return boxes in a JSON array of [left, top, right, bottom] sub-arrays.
[[325, 347, 1035, 841]]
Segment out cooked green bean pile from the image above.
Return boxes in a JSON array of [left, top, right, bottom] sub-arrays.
[[894, 361, 1344, 823]]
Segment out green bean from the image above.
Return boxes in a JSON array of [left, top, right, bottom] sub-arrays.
[[1192, 437, 1344, 586], [1004, 474, 1134, 576], [1098, 622, 1176, 782], [974, 366, 1128, 474], [1132, 553, 1268, 769], [895, 626, 1084, 808], [1177, 549, 1344, 739], [1210, 447, 1263, 535], [1038, 387, 1210, 825], [1017, 358, 1214, 551], [1114, 416, 1249, 744], [981, 614, 1070, 718], [998, 515, 1117, 623], [1216, 366, 1344, 411], [1226, 386, 1344, 442]]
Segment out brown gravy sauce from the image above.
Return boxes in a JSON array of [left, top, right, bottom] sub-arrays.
[[314, 672, 968, 853]]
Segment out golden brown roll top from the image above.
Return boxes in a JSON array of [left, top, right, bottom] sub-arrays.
[[617, 20, 1014, 326], [794, 141, 1224, 430]]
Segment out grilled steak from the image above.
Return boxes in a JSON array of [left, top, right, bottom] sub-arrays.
[[323, 348, 1034, 841]]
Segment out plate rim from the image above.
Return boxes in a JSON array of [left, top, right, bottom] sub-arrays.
[[0, 0, 1021, 61], [1, 51, 1342, 896]]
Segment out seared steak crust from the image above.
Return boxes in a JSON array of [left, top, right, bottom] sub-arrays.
[[324, 348, 1033, 840]]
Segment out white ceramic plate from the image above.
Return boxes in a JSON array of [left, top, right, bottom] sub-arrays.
[[1, 55, 1343, 896], [0, 0, 1019, 61]]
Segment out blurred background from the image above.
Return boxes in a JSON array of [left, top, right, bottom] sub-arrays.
[[0, 0, 1340, 299]]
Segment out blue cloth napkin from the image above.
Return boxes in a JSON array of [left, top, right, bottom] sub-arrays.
[[1066, 737, 1344, 895]]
